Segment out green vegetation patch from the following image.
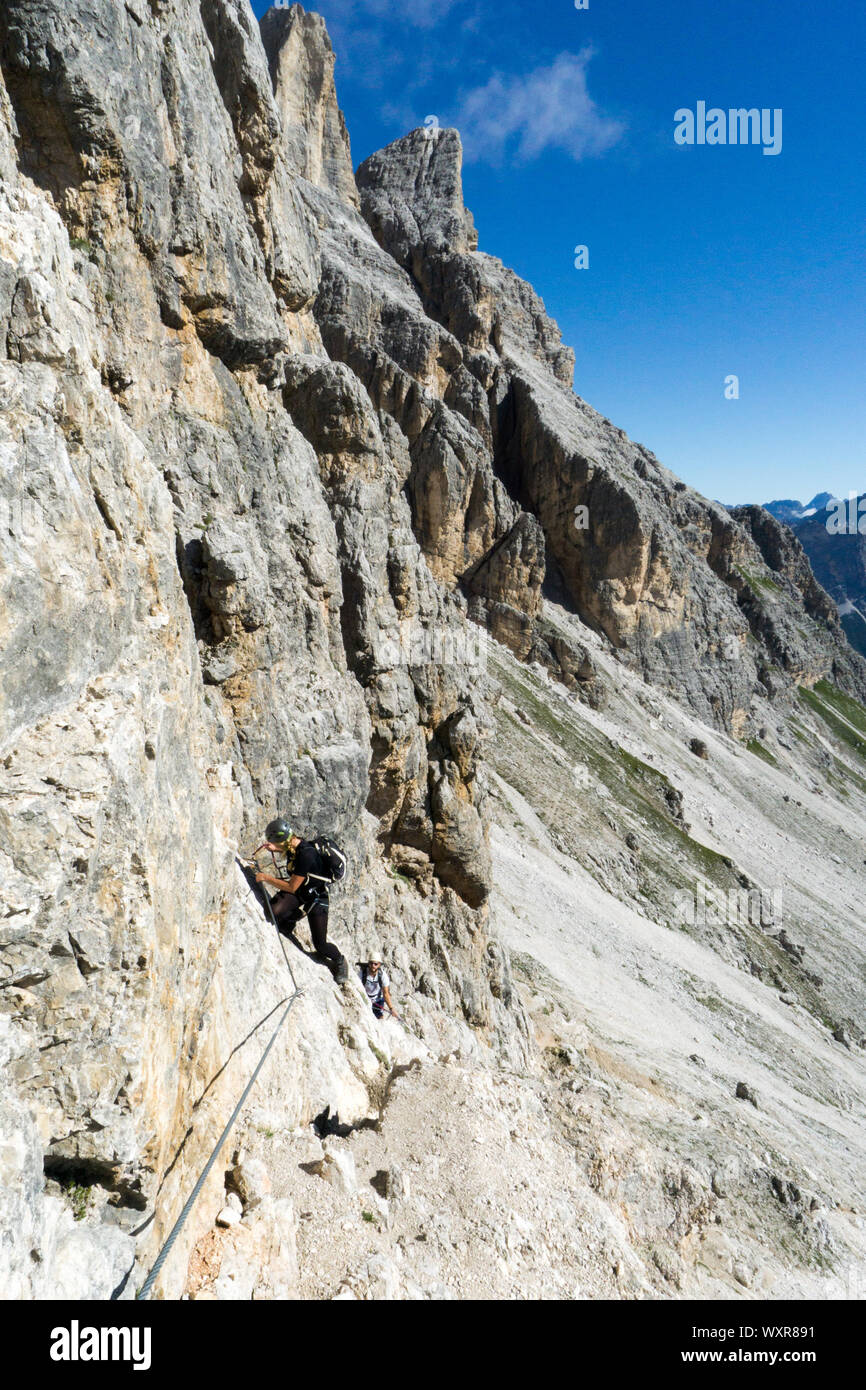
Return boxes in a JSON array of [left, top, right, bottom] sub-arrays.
[[735, 564, 782, 598], [798, 681, 866, 761], [368, 1040, 388, 1068], [488, 648, 745, 906], [58, 1178, 92, 1222], [747, 738, 778, 766], [832, 755, 866, 799], [696, 993, 725, 1014], [813, 680, 866, 735]]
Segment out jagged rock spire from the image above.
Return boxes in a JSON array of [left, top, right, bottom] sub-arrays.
[[259, 2, 359, 209], [357, 126, 478, 268]]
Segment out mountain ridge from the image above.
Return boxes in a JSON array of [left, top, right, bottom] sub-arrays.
[[738, 493, 866, 659], [0, 0, 864, 1302]]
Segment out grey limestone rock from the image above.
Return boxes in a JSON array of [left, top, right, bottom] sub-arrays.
[[1, 0, 864, 1303]]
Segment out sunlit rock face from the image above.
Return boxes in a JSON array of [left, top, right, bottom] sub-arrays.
[[0, 2, 863, 1302]]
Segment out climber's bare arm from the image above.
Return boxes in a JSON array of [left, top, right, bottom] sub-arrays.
[[256, 872, 305, 894]]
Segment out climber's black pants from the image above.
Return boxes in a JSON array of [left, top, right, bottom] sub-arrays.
[[271, 892, 341, 965]]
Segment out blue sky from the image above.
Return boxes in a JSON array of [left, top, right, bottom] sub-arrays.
[[252, 0, 865, 506]]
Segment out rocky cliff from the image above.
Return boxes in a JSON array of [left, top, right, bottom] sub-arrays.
[[0, 0, 522, 1299], [758, 496, 866, 660], [1, 2, 864, 1302]]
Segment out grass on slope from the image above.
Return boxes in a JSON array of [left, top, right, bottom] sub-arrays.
[[488, 648, 844, 1034], [747, 738, 778, 767], [735, 564, 783, 598], [798, 680, 866, 761], [488, 649, 740, 907]]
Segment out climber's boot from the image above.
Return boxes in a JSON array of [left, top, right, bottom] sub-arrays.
[[333, 953, 349, 984]]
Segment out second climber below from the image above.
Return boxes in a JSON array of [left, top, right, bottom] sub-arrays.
[[254, 818, 349, 983]]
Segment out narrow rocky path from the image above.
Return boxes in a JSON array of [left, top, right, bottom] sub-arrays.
[[244, 1055, 627, 1300]]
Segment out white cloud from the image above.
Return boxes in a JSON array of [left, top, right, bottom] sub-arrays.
[[457, 49, 625, 164]]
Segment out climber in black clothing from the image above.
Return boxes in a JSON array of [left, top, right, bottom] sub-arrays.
[[254, 819, 349, 982]]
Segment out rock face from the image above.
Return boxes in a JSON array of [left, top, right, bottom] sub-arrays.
[[352, 126, 866, 732], [0, 0, 522, 1301], [761, 495, 866, 660], [730, 504, 865, 691], [260, 3, 359, 211], [0, 2, 863, 1303]]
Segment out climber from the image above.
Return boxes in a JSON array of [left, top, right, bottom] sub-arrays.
[[358, 948, 399, 1020], [254, 818, 349, 983]]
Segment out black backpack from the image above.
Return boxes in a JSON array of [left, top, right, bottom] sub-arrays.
[[305, 836, 347, 885], [359, 962, 386, 991]]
